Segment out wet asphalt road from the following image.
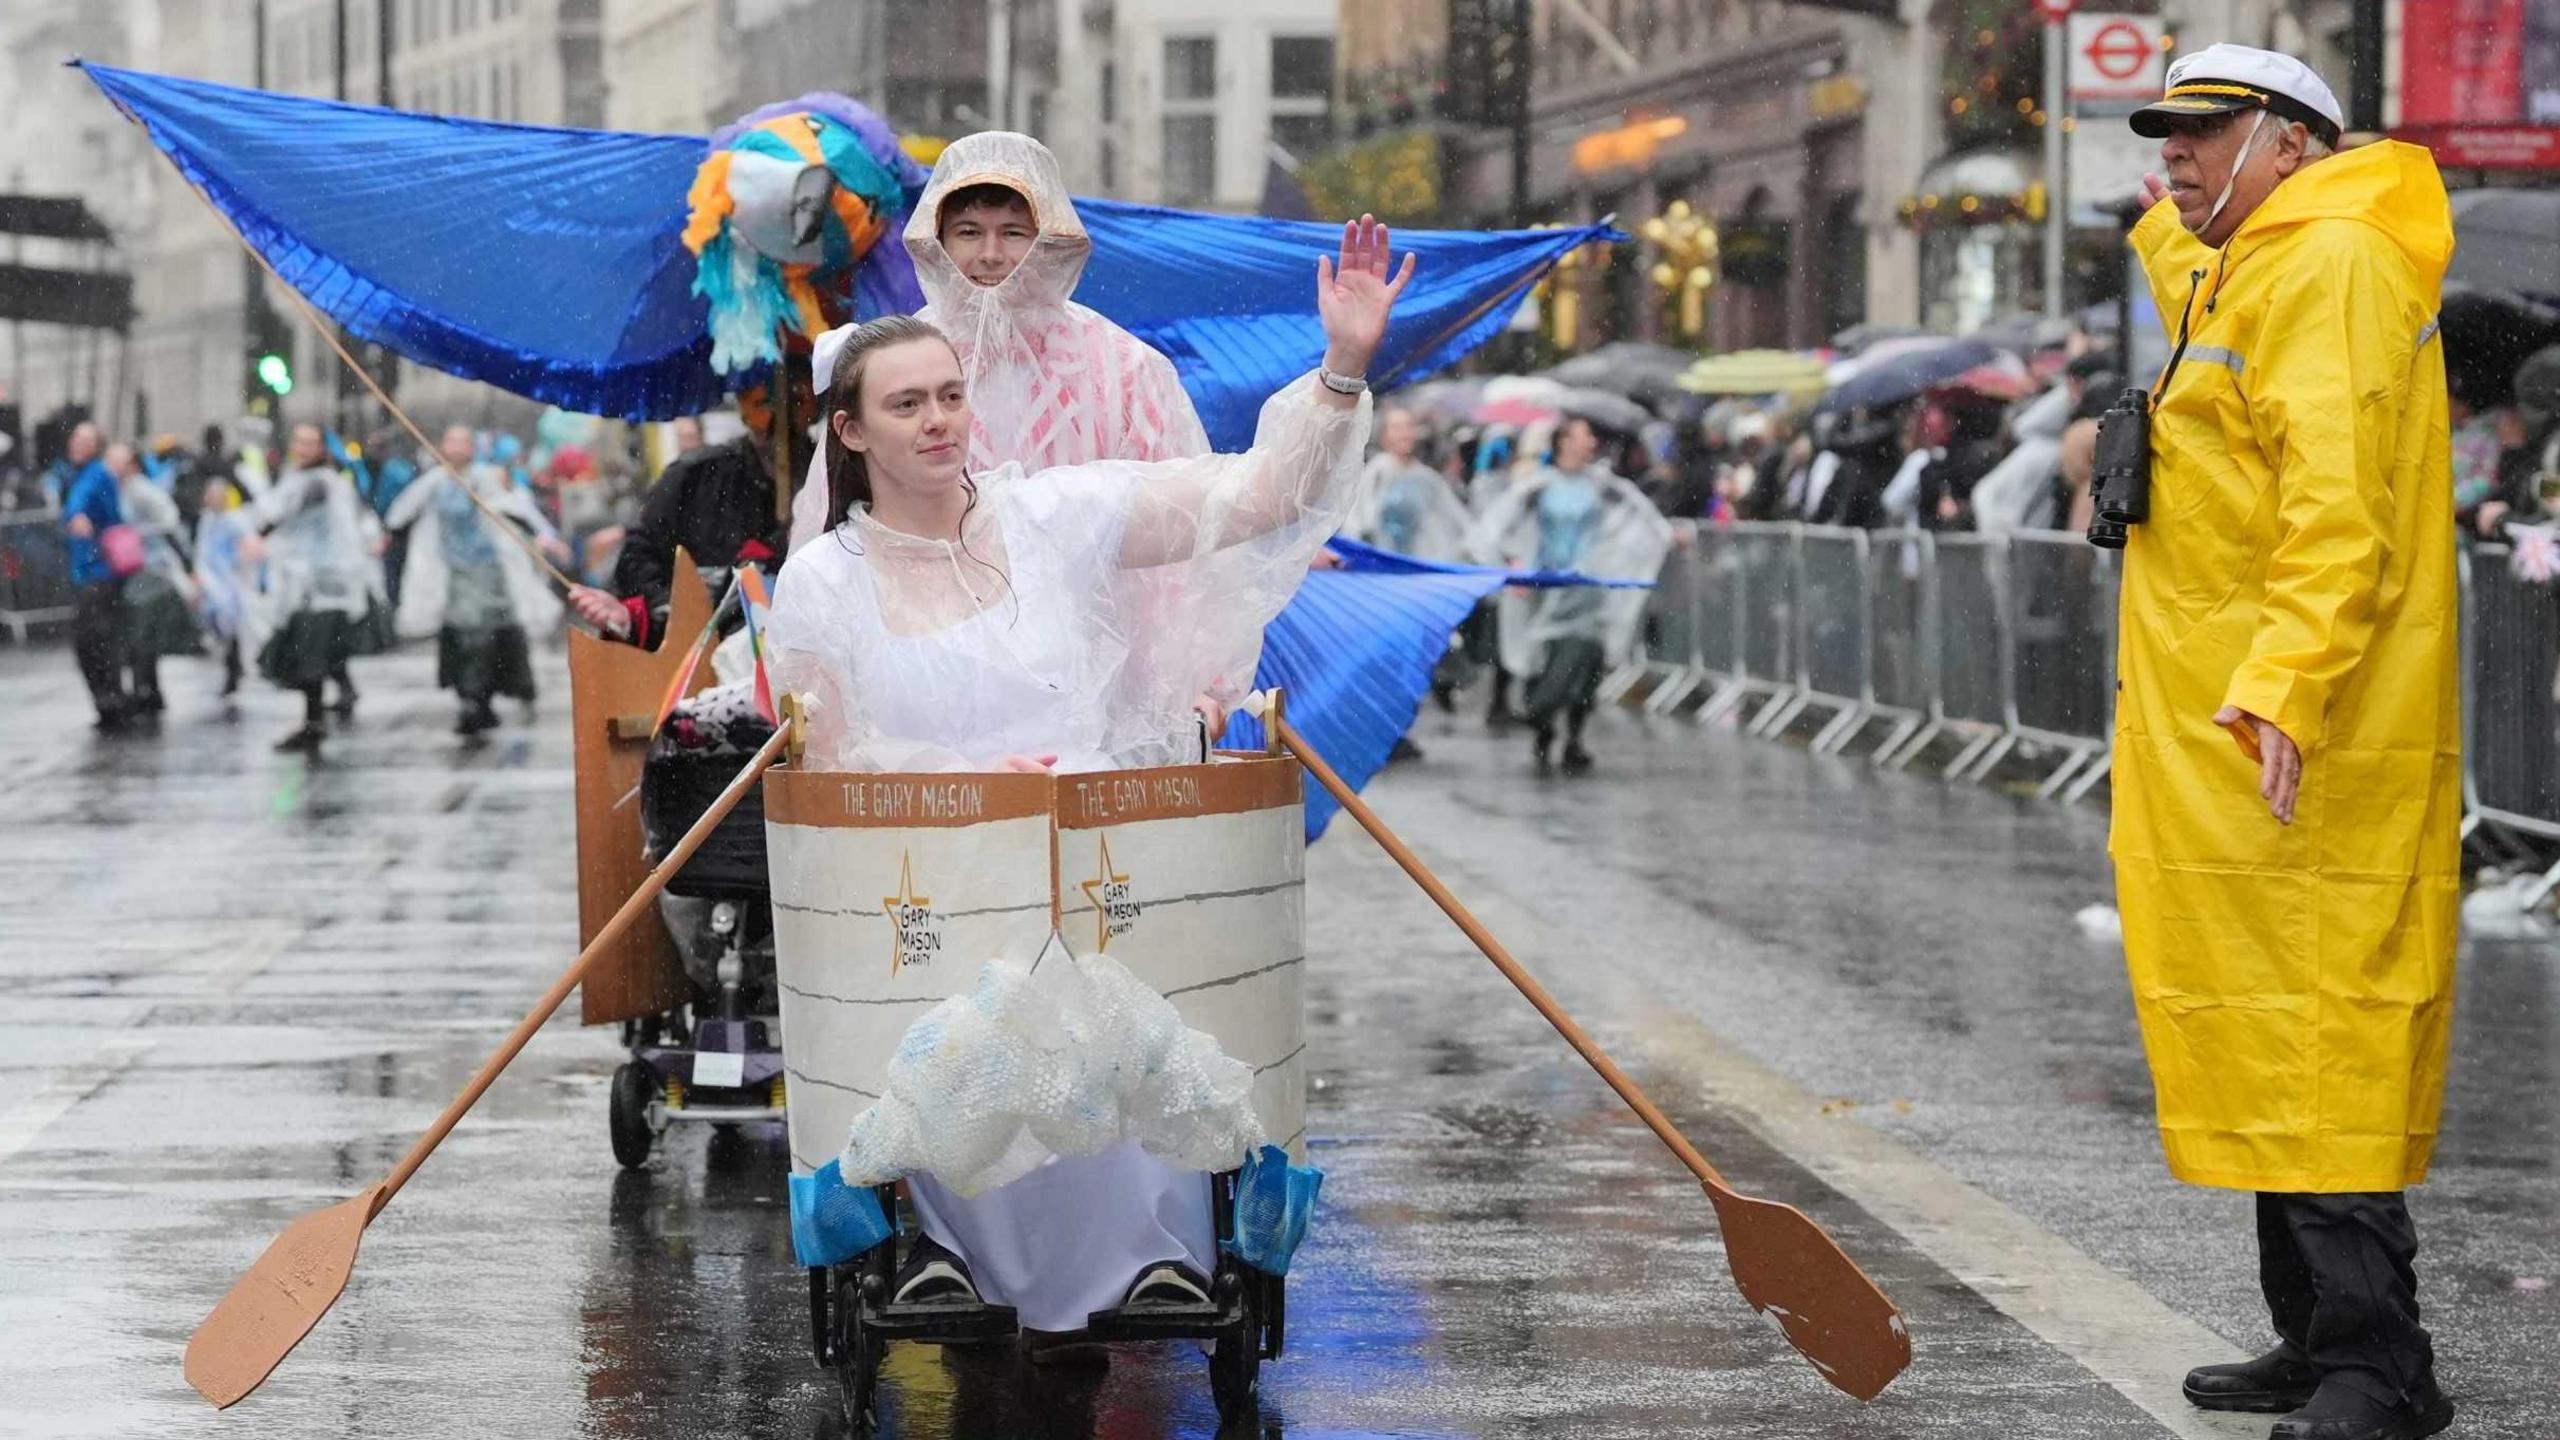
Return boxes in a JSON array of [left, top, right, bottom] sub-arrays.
[[0, 640, 2551, 1439]]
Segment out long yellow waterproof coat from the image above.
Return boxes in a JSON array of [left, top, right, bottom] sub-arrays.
[[2114, 141, 2459, 1194]]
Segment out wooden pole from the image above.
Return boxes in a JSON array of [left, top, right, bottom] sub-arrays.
[[1271, 711, 1730, 1190], [374, 726, 789, 1209]]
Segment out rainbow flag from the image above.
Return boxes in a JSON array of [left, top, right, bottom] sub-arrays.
[[737, 563, 778, 724], [649, 573, 743, 739]]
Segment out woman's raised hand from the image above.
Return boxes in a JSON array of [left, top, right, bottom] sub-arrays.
[[1316, 215, 1417, 380]]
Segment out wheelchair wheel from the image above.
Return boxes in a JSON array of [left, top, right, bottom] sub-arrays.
[[608, 1061, 655, 1169], [833, 1265, 885, 1433], [1209, 1282, 1261, 1426]]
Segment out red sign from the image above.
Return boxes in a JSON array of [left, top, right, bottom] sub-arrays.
[[2083, 21, 2151, 80], [2400, 0, 2527, 124], [2034, 0, 2076, 20], [2397, 123, 2560, 171]]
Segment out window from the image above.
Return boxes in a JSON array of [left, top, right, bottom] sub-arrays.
[[1165, 37, 1216, 102], [1268, 36, 1331, 164], [1101, 60, 1116, 124], [1161, 37, 1219, 203], [1270, 36, 1331, 101], [1163, 114, 1218, 203], [1270, 112, 1329, 162]]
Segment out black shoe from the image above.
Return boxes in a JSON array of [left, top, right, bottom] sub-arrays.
[[2184, 1347, 2318, 1413], [1388, 736, 1424, 765], [2269, 1377, 2452, 1440], [456, 702, 499, 736], [1430, 682, 1456, 715], [94, 706, 134, 734], [1560, 742, 1594, 774], [1531, 723, 1555, 772], [132, 688, 166, 715], [273, 724, 326, 753], [327, 689, 357, 719], [890, 1236, 979, 1306], [220, 668, 241, 698], [1487, 706, 1517, 733], [1120, 1262, 1212, 1312]]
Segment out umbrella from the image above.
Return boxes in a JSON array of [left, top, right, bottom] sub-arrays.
[[1830, 322, 1929, 354], [1678, 349, 1830, 397], [1472, 374, 1569, 426], [1558, 386, 1655, 436], [1816, 338, 2002, 414], [2440, 285, 2560, 408], [2450, 189, 2560, 303], [1394, 376, 1488, 423], [1472, 396, 1562, 428], [1546, 341, 1694, 408], [1935, 352, 2037, 402]]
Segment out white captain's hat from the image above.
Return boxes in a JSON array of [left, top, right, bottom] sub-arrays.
[[2128, 43, 2344, 147]]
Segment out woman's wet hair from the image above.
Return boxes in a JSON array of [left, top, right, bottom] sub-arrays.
[[821, 314, 957, 532]]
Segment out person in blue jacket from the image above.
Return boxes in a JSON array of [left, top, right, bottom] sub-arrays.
[[60, 426, 134, 730]]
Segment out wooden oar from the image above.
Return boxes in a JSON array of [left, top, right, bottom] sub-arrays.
[[183, 727, 793, 1408], [1252, 696, 1911, 1401]]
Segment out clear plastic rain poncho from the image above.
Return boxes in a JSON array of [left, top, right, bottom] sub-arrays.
[[765, 374, 1370, 772], [1471, 463, 1673, 677], [1347, 452, 1474, 563], [786, 131, 1211, 552], [382, 462, 565, 640], [250, 464, 384, 623]]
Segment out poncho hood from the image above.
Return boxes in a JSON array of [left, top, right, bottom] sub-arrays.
[[904, 131, 1091, 330]]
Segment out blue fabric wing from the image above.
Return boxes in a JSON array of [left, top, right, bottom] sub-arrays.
[[79, 63, 1610, 433], [1076, 203, 1608, 449], [1227, 567, 1506, 842], [83, 62, 726, 420]]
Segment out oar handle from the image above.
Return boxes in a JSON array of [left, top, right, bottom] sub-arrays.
[[1275, 718, 1731, 1191], [372, 726, 792, 1214]]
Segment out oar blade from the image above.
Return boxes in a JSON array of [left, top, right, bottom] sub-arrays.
[[183, 1186, 380, 1408], [1708, 1185, 1911, 1401]]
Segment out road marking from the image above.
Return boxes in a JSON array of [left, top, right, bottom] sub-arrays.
[[0, 1034, 157, 1168], [1364, 837, 2258, 1440], [0, 920, 304, 1170]]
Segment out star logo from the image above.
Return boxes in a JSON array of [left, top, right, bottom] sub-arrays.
[[883, 850, 939, 975], [1078, 836, 1141, 953]]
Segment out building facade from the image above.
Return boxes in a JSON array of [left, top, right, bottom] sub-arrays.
[[1, 0, 611, 447], [1010, 0, 1336, 210]]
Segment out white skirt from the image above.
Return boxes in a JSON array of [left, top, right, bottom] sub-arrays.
[[910, 1141, 1215, 1333]]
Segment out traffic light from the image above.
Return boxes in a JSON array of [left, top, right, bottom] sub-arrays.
[[244, 277, 295, 411]]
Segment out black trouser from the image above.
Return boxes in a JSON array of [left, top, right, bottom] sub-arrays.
[[2258, 1191, 2435, 1406], [71, 579, 129, 718]]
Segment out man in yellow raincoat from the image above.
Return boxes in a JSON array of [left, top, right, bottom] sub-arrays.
[[2111, 44, 2458, 1440]]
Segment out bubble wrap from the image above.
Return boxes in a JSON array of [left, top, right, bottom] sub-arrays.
[[837, 943, 1267, 1197]]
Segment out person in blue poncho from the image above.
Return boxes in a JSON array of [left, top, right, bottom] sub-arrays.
[[59, 423, 136, 731]]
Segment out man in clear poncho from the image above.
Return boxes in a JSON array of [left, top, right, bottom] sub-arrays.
[[786, 131, 1211, 552], [765, 217, 1410, 1340], [1470, 416, 1672, 772]]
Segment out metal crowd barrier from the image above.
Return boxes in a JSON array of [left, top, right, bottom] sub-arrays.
[[0, 511, 76, 643], [1630, 524, 2558, 853], [2459, 542, 2560, 897], [1627, 522, 2121, 800]]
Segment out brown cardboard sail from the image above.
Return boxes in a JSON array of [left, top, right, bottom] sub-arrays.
[[570, 551, 715, 1026]]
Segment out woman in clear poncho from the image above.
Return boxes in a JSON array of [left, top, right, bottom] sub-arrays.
[[764, 219, 1410, 1333], [1469, 416, 1673, 772]]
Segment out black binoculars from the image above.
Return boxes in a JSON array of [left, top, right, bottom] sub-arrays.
[[2086, 387, 2153, 550]]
